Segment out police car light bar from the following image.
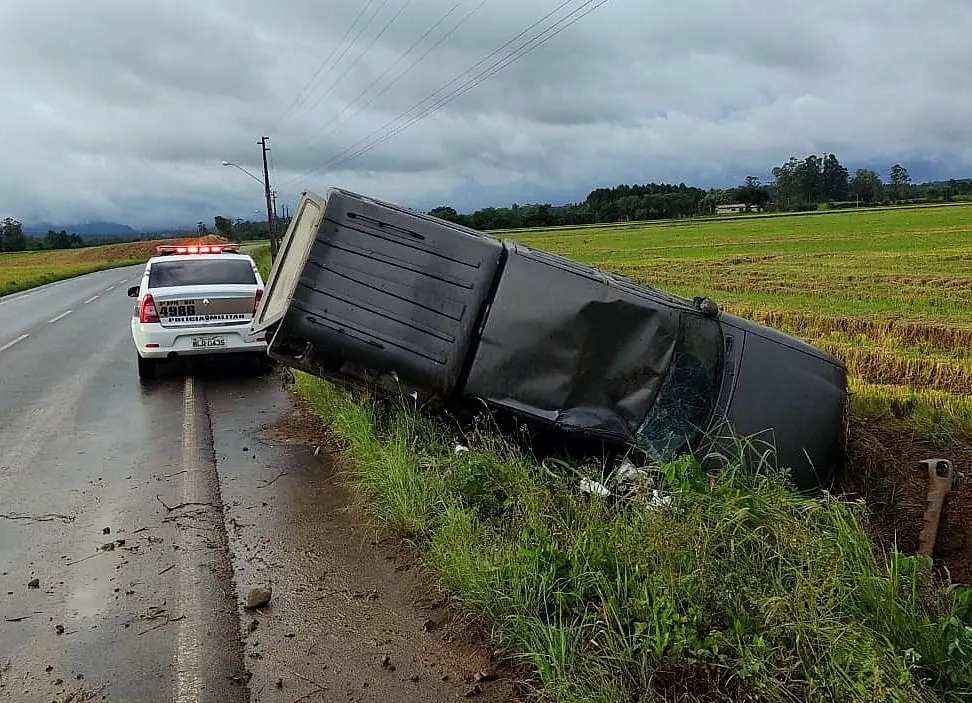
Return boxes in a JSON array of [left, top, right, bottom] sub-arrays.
[[156, 244, 242, 255]]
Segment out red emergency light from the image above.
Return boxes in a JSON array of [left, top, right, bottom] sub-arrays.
[[156, 243, 241, 255]]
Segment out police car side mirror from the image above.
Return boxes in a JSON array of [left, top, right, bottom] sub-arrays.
[[127, 286, 140, 298]]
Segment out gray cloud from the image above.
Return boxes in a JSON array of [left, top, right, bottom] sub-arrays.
[[1, 0, 970, 227]]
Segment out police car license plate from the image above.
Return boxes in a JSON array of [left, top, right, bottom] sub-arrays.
[[192, 336, 225, 348]]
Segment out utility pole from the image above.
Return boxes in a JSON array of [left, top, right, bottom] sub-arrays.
[[259, 136, 277, 258]]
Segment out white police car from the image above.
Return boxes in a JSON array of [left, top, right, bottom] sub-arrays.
[[128, 243, 269, 379]]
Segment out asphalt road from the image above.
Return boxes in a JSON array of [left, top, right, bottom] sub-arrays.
[[0, 267, 251, 702]]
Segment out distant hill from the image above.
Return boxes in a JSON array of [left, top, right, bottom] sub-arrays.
[[23, 221, 139, 238]]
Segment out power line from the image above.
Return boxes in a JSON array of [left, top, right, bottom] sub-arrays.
[[289, 0, 610, 185], [280, 0, 578, 189], [270, 0, 380, 133], [297, 0, 413, 121], [297, 0, 476, 154], [326, 0, 610, 174]]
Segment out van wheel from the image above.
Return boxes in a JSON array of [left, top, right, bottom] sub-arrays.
[[137, 355, 157, 381]]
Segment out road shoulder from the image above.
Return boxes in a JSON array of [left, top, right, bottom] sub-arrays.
[[208, 373, 526, 703]]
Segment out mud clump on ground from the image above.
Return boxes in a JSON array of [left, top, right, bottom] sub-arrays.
[[841, 416, 972, 583]]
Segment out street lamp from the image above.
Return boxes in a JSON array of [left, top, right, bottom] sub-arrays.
[[221, 158, 277, 257], [221, 160, 264, 186]]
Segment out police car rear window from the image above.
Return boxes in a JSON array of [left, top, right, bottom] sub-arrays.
[[149, 260, 256, 288]]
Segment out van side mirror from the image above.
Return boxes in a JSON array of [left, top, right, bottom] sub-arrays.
[[127, 286, 140, 298]]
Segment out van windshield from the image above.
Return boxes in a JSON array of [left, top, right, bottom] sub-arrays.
[[149, 259, 256, 288], [635, 312, 723, 461]]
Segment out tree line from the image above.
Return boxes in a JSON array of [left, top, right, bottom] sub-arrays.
[[0, 215, 283, 253], [0, 219, 96, 253], [0, 218, 162, 253], [427, 156, 972, 230], [5, 155, 972, 252], [208, 215, 290, 242]]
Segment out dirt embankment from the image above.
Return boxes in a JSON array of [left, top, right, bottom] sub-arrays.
[[843, 419, 972, 583], [73, 235, 232, 263]]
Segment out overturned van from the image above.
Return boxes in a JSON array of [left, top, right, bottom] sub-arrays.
[[251, 188, 848, 491]]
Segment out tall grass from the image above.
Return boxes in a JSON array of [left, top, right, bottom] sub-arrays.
[[297, 374, 972, 703], [849, 380, 972, 446], [251, 244, 271, 281]]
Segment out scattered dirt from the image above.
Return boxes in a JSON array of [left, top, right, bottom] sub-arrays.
[[261, 406, 330, 448], [842, 416, 972, 583], [244, 586, 272, 610], [257, 389, 972, 703], [218, 398, 530, 703]]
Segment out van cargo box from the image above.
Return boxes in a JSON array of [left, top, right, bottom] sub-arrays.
[[251, 188, 504, 400]]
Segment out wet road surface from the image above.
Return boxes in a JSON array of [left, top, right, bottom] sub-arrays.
[[0, 268, 522, 702], [0, 269, 247, 702]]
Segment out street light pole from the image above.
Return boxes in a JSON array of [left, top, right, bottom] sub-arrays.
[[221, 139, 278, 259]]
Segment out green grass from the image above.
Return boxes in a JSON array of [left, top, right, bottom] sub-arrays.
[[0, 251, 143, 296], [251, 244, 271, 281], [241, 239, 270, 254], [297, 374, 972, 703], [1, 236, 246, 297], [280, 203, 972, 701], [511, 204, 972, 324]]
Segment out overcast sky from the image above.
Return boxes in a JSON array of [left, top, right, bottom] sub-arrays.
[[1, 0, 970, 228]]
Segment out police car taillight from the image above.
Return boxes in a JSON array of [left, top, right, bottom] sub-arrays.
[[139, 293, 159, 323]]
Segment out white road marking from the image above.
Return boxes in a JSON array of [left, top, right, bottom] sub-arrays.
[[0, 293, 30, 305], [176, 375, 203, 702], [48, 310, 73, 324], [105, 285, 115, 292], [0, 334, 29, 352], [84, 295, 99, 304]]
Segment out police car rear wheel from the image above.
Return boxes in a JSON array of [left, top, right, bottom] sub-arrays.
[[137, 355, 157, 381]]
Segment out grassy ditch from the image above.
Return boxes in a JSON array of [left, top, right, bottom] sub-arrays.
[[251, 245, 271, 282], [295, 373, 972, 703]]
